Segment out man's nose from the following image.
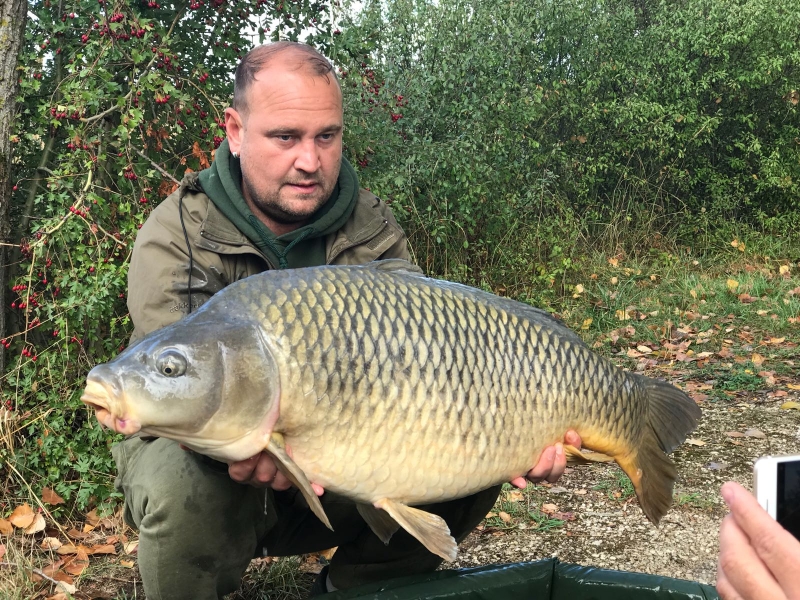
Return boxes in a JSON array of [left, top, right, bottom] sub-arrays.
[[294, 138, 321, 173]]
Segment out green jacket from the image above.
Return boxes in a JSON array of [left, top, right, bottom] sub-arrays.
[[127, 171, 410, 343]]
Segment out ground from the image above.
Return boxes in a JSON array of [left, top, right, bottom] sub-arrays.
[[455, 397, 800, 585]]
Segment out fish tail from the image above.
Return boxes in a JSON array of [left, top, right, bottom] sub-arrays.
[[616, 376, 701, 524]]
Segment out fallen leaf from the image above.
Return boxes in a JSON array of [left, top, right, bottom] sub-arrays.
[[779, 265, 790, 275], [787, 384, 800, 391], [56, 544, 79, 555], [85, 509, 100, 527], [66, 527, 90, 540], [574, 489, 588, 495], [751, 353, 765, 366], [42, 487, 65, 505], [0, 544, 5, 561], [707, 462, 729, 471], [769, 337, 786, 344], [38, 559, 64, 578], [744, 428, 766, 439], [686, 438, 706, 446], [726, 431, 745, 438], [498, 511, 512, 523], [780, 401, 800, 410], [485, 512, 497, 519], [580, 318, 593, 330], [62, 548, 90, 576], [123, 540, 139, 555], [726, 279, 739, 293], [608, 258, 619, 267], [119, 559, 135, 568], [41, 537, 63, 550], [0, 518, 12, 535], [55, 581, 77, 595], [9, 504, 35, 529], [738, 293, 756, 304], [636, 345, 653, 354], [615, 309, 629, 321], [541, 503, 558, 515], [553, 511, 576, 521], [507, 490, 524, 503], [89, 543, 117, 555], [549, 486, 569, 494], [24, 513, 46, 535]]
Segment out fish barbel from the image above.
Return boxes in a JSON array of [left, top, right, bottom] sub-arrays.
[[82, 259, 700, 561]]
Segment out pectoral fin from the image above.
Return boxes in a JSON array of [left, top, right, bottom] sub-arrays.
[[266, 434, 332, 531], [374, 498, 457, 562], [357, 503, 400, 545], [564, 445, 615, 464]]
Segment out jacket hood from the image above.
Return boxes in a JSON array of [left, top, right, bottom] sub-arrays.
[[197, 138, 359, 268]]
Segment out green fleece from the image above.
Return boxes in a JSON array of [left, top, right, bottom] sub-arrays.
[[197, 139, 359, 269]]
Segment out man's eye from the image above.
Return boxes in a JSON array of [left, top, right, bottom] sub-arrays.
[[319, 133, 334, 141], [278, 135, 292, 142]]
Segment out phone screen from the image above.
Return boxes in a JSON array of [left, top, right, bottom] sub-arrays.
[[778, 460, 800, 539]]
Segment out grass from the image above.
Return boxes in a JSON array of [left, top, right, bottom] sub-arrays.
[[673, 492, 716, 510], [231, 557, 313, 600], [591, 469, 636, 502], [483, 484, 567, 532]]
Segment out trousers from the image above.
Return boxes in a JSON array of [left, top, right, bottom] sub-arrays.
[[112, 435, 501, 599]]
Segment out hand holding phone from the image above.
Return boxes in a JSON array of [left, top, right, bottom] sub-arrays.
[[717, 479, 800, 600], [754, 454, 800, 539]]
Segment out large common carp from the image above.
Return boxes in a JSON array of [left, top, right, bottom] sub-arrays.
[[82, 260, 700, 561]]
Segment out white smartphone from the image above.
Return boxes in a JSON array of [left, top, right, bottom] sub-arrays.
[[754, 454, 800, 540]]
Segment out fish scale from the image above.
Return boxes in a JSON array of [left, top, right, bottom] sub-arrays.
[[82, 259, 701, 562]]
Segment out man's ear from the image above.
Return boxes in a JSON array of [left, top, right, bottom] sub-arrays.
[[225, 107, 245, 153]]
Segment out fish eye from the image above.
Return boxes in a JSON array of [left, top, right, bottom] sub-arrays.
[[156, 349, 187, 378]]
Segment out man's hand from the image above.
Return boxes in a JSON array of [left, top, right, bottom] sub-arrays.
[[510, 430, 582, 489], [227, 451, 325, 496], [716, 481, 800, 600]]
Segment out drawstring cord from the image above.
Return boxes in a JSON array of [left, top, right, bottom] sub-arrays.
[[248, 214, 314, 269]]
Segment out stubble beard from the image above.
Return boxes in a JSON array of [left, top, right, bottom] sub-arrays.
[[243, 161, 341, 226]]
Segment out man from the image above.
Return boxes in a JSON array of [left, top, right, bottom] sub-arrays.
[[113, 41, 580, 599]]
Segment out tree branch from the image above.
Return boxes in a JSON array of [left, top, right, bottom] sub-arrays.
[[134, 147, 180, 183]]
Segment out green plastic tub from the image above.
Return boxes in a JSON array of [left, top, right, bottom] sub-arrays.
[[330, 559, 720, 599]]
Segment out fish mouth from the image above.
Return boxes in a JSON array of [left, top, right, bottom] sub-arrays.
[[81, 379, 142, 436]]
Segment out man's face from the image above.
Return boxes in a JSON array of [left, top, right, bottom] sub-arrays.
[[225, 61, 343, 232]]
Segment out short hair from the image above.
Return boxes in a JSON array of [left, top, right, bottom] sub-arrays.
[[232, 42, 339, 113]]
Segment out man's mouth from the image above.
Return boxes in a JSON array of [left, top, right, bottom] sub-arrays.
[[286, 182, 319, 193]]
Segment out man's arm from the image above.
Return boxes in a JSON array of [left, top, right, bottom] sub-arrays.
[[127, 191, 228, 343]]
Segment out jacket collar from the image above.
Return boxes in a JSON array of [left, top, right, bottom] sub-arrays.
[[184, 170, 391, 262]]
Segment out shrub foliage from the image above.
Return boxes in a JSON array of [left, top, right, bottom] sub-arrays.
[[2, 0, 798, 508]]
